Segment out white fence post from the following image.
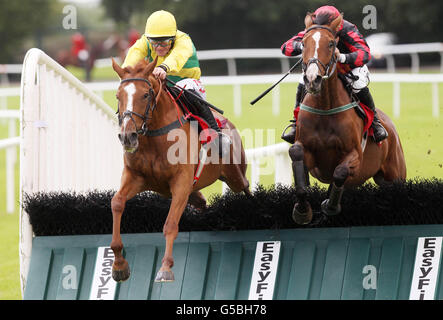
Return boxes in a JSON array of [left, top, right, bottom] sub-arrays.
[[393, 82, 401, 118], [432, 82, 439, 118], [272, 84, 280, 116], [0, 110, 20, 214], [6, 118, 16, 213], [234, 84, 242, 117]]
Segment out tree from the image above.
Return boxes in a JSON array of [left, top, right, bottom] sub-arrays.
[[0, 0, 59, 62], [100, 0, 443, 49]]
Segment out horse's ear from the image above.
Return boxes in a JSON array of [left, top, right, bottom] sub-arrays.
[[304, 12, 314, 29], [143, 57, 158, 77], [330, 13, 343, 33], [112, 58, 126, 79]]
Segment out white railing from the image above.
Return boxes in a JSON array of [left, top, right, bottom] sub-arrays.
[[19, 48, 124, 295], [95, 43, 443, 74], [371, 42, 443, 73], [0, 110, 20, 214], [81, 72, 443, 119], [245, 142, 291, 190]]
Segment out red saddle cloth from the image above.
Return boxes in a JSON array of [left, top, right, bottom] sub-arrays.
[[199, 117, 228, 144], [294, 102, 375, 138]]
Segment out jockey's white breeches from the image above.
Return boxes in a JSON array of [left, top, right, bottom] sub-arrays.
[[345, 65, 370, 93], [176, 78, 207, 100], [299, 64, 370, 93]]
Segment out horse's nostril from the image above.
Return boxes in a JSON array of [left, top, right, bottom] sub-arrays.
[[130, 132, 138, 142], [118, 133, 123, 142], [315, 75, 322, 84]]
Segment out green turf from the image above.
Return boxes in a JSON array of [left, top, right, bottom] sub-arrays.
[[0, 80, 442, 299]]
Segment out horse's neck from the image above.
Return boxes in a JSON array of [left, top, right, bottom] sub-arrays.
[[149, 89, 183, 130], [310, 73, 350, 109]]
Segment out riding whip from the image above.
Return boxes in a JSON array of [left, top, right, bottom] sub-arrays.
[[250, 58, 303, 106], [165, 78, 224, 115]]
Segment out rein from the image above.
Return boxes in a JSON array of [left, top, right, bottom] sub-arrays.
[[118, 77, 189, 137], [302, 25, 337, 80]]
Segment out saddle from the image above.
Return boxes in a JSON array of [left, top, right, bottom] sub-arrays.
[[166, 85, 227, 143]]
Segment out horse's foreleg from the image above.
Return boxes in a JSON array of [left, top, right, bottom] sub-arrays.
[[155, 181, 192, 282], [110, 170, 145, 282], [322, 150, 359, 216], [289, 142, 312, 224]]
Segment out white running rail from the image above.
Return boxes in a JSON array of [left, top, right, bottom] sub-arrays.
[[0, 110, 20, 214]]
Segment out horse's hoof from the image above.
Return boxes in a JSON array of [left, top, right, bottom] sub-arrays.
[[112, 262, 131, 282], [321, 199, 341, 216], [292, 202, 313, 225], [154, 270, 175, 282]]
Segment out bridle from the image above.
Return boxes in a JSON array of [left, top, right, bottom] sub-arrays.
[[302, 25, 338, 80], [117, 77, 162, 136]]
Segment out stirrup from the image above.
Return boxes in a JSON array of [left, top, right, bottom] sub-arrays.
[[372, 123, 388, 143], [281, 121, 296, 144]]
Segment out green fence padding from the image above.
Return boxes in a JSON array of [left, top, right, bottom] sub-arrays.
[[24, 225, 443, 300]]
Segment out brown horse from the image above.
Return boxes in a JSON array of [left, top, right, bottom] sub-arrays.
[[290, 13, 406, 224], [110, 58, 250, 282]]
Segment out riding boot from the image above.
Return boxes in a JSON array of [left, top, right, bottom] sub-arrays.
[[356, 87, 388, 143], [281, 83, 305, 144], [187, 90, 231, 157]]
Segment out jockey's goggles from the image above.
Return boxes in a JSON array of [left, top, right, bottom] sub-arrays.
[[148, 37, 174, 48]]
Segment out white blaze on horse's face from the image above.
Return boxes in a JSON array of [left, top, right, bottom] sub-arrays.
[[123, 83, 136, 130], [306, 63, 320, 83], [313, 31, 321, 58], [305, 31, 321, 83]]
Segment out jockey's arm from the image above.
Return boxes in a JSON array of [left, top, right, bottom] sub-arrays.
[[337, 24, 371, 69], [160, 33, 194, 74], [122, 37, 148, 68], [281, 31, 305, 56]]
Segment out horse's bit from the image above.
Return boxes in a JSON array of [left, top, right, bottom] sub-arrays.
[[302, 25, 338, 80], [117, 77, 162, 136]]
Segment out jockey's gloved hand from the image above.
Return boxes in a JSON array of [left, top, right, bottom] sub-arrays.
[[153, 66, 167, 80]]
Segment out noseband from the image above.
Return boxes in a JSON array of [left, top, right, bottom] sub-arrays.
[[302, 25, 337, 80], [117, 77, 162, 136]]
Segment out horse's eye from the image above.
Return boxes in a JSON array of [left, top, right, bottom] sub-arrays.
[[143, 93, 150, 99], [329, 41, 334, 49]]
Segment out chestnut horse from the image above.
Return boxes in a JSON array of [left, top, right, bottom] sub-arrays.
[[110, 58, 250, 282], [290, 13, 406, 224]]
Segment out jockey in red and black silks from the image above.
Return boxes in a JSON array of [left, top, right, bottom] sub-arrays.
[[280, 5, 388, 144]]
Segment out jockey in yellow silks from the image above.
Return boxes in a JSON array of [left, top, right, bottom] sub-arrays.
[[122, 10, 230, 156]]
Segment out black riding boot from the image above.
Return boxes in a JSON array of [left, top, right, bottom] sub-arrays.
[[186, 90, 231, 157], [281, 83, 305, 144], [356, 87, 388, 143]]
